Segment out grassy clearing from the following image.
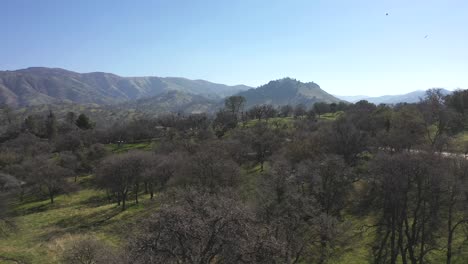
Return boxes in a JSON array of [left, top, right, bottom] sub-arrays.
[[318, 111, 343, 121], [0, 176, 157, 264], [449, 131, 468, 153], [242, 116, 295, 129], [242, 111, 343, 129], [107, 141, 155, 153]]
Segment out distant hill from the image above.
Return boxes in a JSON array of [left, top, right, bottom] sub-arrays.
[[117, 90, 218, 115], [334, 95, 370, 102], [336, 89, 452, 104], [237, 78, 342, 108], [0, 67, 251, 107]]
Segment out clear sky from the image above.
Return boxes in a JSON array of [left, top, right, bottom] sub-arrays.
[[2, 0, 468, 96]]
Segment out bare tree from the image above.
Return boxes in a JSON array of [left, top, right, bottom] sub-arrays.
[[236, 122, 280, 171], [173, 145, 240, 191], [96, 151, 151, 210], [443, 157, 468, 264], [61, 236, 123, 264], [127, 188, 270, 264], [35, 159, 72, 203], [366, 152, 444, 264]]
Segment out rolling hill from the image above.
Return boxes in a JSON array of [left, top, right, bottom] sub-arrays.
[[236, 78, 342, 108], [0, 67, 250, 107], [117, 90, 218, 115]]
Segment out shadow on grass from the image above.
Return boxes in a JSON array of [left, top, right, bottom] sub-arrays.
[[11, 202, 50, 217], [39, 207, 122, 242], [79, 193, 110, 208]]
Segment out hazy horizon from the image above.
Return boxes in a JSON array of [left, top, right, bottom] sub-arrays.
[[2, 0, 468, 96]]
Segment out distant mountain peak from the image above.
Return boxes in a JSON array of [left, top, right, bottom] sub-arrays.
[[237, 78, 341, 108]]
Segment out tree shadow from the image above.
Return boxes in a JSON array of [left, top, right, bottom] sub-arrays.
[[38, 207, 122, 242], [79, 193, 111, 208]]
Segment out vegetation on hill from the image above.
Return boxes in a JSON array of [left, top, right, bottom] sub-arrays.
[[236, 77, 343, 108], [0, 67, 251, 107]]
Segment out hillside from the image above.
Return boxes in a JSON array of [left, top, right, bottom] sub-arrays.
[[237, 78, 342, 108], [0, 67, 250, 107], [117, 90, 218, 115]]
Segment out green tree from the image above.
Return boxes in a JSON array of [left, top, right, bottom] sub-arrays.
[[75, 113, 94, 130], [46, 110, 58, 140]]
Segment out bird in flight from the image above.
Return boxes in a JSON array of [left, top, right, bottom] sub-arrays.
[[425, 35, 428, 39], [386, 13, 389, 16]]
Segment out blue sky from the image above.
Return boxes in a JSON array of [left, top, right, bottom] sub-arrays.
[[2, 0, 468, 96]]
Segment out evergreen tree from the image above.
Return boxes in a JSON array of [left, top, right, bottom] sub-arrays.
[[75, 113, 94, 130]]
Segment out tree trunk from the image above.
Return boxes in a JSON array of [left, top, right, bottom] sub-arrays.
[[446, 196, 454, 264], [135, 183, 139, 205]]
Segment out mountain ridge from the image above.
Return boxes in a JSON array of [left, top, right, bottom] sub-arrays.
[[0, 67, 251, 107]]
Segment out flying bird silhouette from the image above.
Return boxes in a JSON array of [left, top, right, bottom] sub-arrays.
[[386, 13, 388, 16], [425, 35, 428, 39]]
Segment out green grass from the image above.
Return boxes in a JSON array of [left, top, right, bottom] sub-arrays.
[[242, 116, 295, 129], [449, 131, 468, 153], [107, 141, 155, 153], [318, 111, 343, 121], [0, 176, 157, 264], [2, 167, 467, 263]]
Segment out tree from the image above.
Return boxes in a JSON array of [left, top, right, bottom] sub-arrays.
[[23, 114, 43, 136], [321, 116, 367, 165], [224, 95, 246, 118], [58, 151, 80, 182], [96, 151, 150, 210], [280, 105, 294, 117], [35, 159, 71, 203], [377, 105, 425, 152], [66, 111, 77, 125], [0, 104, 14, 125], [247, 105, 266, 121], [366, 152, 444, 264], [306, 108, 316, 120], [443, 157, 468, 264], [297, 155, 354, 217], [212, 110, 237, 138], [237, 122, 280, 171], [173, 144, 240, 191], [419, 89, 461, 150], [294, 104, 306, 118], [61, 236, 122, 264], [314, 102, 330, 118], [128, 188, 268, 264], [262, 104, 278, 121], [75, 113, 94, 130], [45, 110, 58, 140], [142, 153, 176, 199], [256, 159, 347, 263]]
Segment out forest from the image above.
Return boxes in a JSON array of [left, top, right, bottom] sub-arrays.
[[1, 89, 468, 264]]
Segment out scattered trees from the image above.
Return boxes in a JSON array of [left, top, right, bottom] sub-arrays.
[[2, 92, 468, 263]]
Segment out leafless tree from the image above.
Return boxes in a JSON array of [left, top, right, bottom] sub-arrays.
[[127, 188, 275, 264], [61, 236, 123, 264]]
